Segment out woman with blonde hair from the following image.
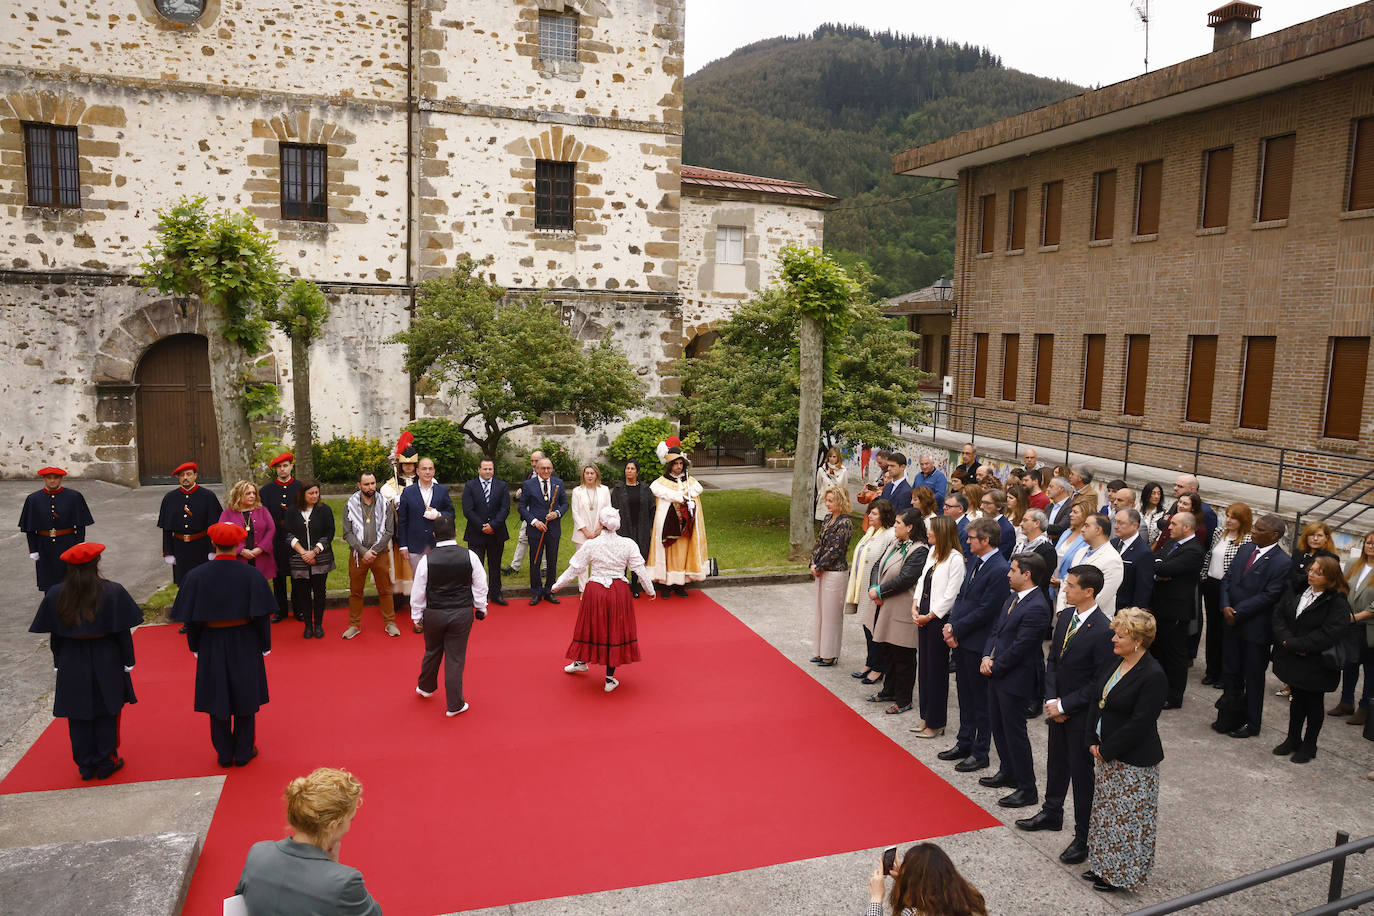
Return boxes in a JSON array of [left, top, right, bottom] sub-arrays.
[[1051, 494, 1098, 600], [569, 464, 612, 590], [912, 515, 965, 739], [816, 445, 849, 521], [911, 486, 938, 529], [218, 480, 277, 581], [846, 498, 896, 685], [962, 484, 985, 520], [1290, 521, 1339, 596], [235, 767, 381, 915], [810, 485, 855, 667]]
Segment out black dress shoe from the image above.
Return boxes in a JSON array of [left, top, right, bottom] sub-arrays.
[[860, 673, 884, 685], [1015, 810, 1063, 832], [1059, 838, 1089, 864], [1200, 675, 1218, 686], [235, 746, 259, 766], [1081, 870, 1099, 882], [936, 746, 972, 761], [954, 756, 990, 773], [270, 612, 288, 623], [1211, 721, 1229, 733], [1163, 700, 1182, 710], [1291, 746, 1316, 763], [491, 596, 509, 606], [1273, 738, 1298, 755], [659, 589, 672, 600], [866, 693, 894, 703], [95, 757, 125, 780], [529, 595, 543, 606], [501, 566, 516, 575], [978, 771, 1016, 789], [1092, 877, 1119, 893], [313, 625, 324, 639], [672, 584, 689, 598], [997, 788, 1038, 808], [1229, 724, 1259, 738], [303, 625, 314, 639]]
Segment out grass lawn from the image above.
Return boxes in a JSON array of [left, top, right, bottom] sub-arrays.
[[141, 489, 854, 613]]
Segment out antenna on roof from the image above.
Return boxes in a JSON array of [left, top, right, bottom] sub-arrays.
[[1132, 0, 1150, 72]]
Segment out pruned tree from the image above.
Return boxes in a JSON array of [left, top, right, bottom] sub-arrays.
[[263, 278, 330, 482], [139, 197, 282, 484], [392, 260, 645, 459]]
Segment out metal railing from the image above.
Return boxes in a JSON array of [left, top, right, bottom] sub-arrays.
[[900, 399, 1374, 515], [1127, 831, 1373, 915], [689, 442, 766, 469], [1296, 466, 1374, 543]]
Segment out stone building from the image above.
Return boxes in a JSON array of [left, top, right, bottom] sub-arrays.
[[892, 3, 1374, 492], [0, 0, 829, 484]]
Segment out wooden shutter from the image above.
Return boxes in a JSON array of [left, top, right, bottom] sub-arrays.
[[1082, 335, 1105, 411], [972, 333, 988, 398], [1258, 134, 1295, 222], [1323, 337, 1370, 440], [1201, 147, 1233, 228], [980, 194, 996, 253], [1123, 335, 1149, 416], [1135, 160, 1163, 235], [1008, 187, 1028, 250], [1093, 170, 1116, 241], [1185, 336, 1217, 424], [1033, 334, 1054, 405], [1348, 117, 1374, 212], [1001, 334, 1020, 401], [1239, 337, 1276, 430], [1041, 180, 1063, 246]]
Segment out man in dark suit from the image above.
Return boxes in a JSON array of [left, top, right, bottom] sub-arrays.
[[880, 452, 912, 514], [1112, 507, 1155, 611], [938, 518, 1012, 773], [979, 552, 1052, 808], [518, 456, 568, 606], [1217, 514, 1290, 737], [1017, 564, 1116, 864], [1149, 511, 1206, 708], [259, 452, 299, 622], [1044, 476, 1074, 541], [397, 457, 456, 631], [954, 443, 981, 481], [462, 458, 510, 606], [944, 492, 971, 558]]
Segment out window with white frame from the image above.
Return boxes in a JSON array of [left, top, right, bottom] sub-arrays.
[[715, 226, 745, 264]]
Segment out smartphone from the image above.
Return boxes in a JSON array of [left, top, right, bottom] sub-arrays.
[[881, 845, 898, 874]]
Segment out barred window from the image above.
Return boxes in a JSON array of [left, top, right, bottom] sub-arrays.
[[280, 143, 327, 221], [538, 12, 578, 62], [23, 123, 80, 208], [535, 159, 575, 230]]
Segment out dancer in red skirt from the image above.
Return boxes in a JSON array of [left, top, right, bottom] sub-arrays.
[[551, 506, 656, 692]]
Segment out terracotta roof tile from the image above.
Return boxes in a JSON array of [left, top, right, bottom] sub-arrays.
[[681, 164, 836, 201]]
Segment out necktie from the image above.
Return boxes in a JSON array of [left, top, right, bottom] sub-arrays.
[[1244, 549, 1259, 573], [1111, 537, 1123, 552], [1006, 594, 1020, 616], [542, 480, 550, 502], [968, 557, 982, 582], [482, 479, 491, 501], [1061, 613, 1083, 656]]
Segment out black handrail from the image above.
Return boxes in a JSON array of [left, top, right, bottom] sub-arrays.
[[1126, 831, 1374, 916]]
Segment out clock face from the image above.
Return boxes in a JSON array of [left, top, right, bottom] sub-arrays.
[[155, 0, 205, 24]]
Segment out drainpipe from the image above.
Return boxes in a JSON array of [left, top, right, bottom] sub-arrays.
[[405, 0, 417, 421]]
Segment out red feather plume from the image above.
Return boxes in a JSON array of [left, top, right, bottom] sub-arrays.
[[665, 435, 681, 449], [394, 431, 415, 456]]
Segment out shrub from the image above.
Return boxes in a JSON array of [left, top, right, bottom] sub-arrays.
[[538, 438, 581, 484], [404, 417, 477, 484], [312, 436, 392, 484], [607, 417, 699, 476], [596, 461, 621, 485], [496, 454, 530, 487]]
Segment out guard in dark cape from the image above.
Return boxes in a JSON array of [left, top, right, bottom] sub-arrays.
[[157, 461, 224, 585], [171, 522, 275, 768], [28, 542, 139, 781], [260, 452, 302, 623], [19, 466, 94, 592]]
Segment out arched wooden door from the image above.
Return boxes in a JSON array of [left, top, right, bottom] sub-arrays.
[[136, 334, 221, 484]]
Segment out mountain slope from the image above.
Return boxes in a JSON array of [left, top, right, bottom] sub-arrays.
[[684, 25, 1083, 297]]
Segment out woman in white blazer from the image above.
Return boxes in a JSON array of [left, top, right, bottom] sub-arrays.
[[569, 465, 612, 590], [910, 515, 965, 739]]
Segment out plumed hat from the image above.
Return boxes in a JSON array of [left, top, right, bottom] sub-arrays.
[[393, 431, 419, 464], [655, 435, 690, 467], [60, 542, 104, 565], [208, 522, 248, 546]]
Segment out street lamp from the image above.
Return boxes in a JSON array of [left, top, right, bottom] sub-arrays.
[[933, 276, 953, 318]]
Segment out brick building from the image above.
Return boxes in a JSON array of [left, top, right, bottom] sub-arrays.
[[0, 0, 828, 484], [893, 3, 1374, 491]]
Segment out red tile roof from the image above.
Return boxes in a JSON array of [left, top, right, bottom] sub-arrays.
[[681, 165, 836, 202]]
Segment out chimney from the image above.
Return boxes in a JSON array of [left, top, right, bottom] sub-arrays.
[[1208, 2, 1261, 51]]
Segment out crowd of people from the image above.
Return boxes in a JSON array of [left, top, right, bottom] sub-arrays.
[[819, 444, 1374, 895]]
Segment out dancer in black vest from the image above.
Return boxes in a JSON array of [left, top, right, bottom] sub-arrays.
[[412, 516, 489, 716]]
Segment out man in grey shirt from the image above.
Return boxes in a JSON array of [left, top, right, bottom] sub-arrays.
[[342, 471, 398, 639]]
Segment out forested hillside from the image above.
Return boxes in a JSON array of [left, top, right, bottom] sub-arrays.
[[683, 25, 1082, 298]]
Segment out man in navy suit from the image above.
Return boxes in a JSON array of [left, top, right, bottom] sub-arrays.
[[1149, 511, 1206, 708], [518, 456, 568, 605], [938, 518, 1012, 773], [462, 458, 511, 606], [1111, 507, 1155, 611], [397, 457, 456, 631], [1017, 564, 1116, 864], [979, 552, 1052, 808], [1217, 514, 1290, 737], [944, 492, 971, 558], [880, 452, 912, 514], [1044, 476, 1074, 541]]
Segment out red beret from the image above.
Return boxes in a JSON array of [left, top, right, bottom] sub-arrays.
[[268, 452, 295, 468], [60, 542, 105, 565], [208, 522, 248, 546], [37, 466, 67, 477], [172, 462, 198, 475]]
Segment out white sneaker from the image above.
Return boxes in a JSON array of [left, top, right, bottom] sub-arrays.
[[565, 661, 589, 674], [415, 686, 433, 698], [341, 626, 361, 639], [446, 702, 469, 717], [604, 676, 619, 693]]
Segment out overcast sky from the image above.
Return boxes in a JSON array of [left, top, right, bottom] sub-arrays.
[[684, 1, 1358, 87]]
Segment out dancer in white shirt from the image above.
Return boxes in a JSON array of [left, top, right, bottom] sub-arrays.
[[551, 507, 656, 692]]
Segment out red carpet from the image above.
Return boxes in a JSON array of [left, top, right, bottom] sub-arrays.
[[3, 592, 996, 914]]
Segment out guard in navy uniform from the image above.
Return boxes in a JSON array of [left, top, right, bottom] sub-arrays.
[[29, 542, 139, 781], [260, 452, 301, 623], [157, 461, 223, 585], [18, 466, 94, 592], [171, 522, 275, 767]]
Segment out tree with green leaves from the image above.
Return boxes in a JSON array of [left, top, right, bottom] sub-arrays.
[[263, 278, 330, 482], [392, 260, 645, 460], [139, 197, 283, 484]]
